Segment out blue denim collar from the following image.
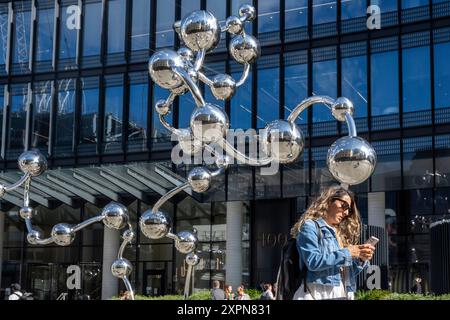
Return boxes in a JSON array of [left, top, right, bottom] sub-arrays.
[[316, 218, 338, 236]]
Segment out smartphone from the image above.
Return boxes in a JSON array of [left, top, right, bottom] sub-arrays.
[[365, 236, 379, 246]]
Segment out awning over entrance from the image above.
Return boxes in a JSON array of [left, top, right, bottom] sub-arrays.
[[0, 162, 197, 210]]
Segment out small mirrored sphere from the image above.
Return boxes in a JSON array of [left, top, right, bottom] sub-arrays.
[[0, 185, 5, 197], [215, 154, 231, 170], [260, 120, 305, 164], [19, 206, 34, 219], [238, 4, 256, 21], [18, 150, 48, 177], [175, 231, 198, 254], [111, 258, 133, 279], [190, 103, 229, 143], [327, 136, 377, 185], [185, 252, 200, 266], [177, 128, 203, 156], [122, 229, 135, 242], [188, 167, 212, 193], [140, 209, 171, 239], [332, 97, 354, 122], [211, 74, 236, 101], [226, 16, 243, 35], [149, 49, 186, 90], [177, 47, 195, 64], [102, 202, 129, 230], [155, 99, 171, 116], [27, 230, 41, 245], [229, 34, 260, 64], [51, 223, 75, 246], [180, 10, 220, 52]]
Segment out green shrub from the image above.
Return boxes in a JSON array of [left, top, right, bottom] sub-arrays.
[[355, 290, 391, 300], [188, 290, 211, 300], [245, 289, 264, 300], [356, 290, 450, 300]]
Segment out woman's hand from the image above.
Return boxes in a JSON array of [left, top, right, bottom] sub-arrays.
[[347, 244, 375, 261]]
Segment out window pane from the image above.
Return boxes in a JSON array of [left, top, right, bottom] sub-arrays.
[[103, 75, 124, 154], [12, 2, 31, 74], [107, 0, 126, 54], [312, 60, 336, 122], [313, 0, 336, 24], [371, 140, 402, 191], [402, 0, 429, 9], [128, 72, 148, 152], [31, 81, 52, 154], [178, 94, 196, 129], [371, 51, 399, 117], [206, 0, 226, 51], [402, 44, 431, 127], [434, 42, 450, 109], [230, 62, 252, 129], [156, 0, 175, 48], [7, 84, 28, 159], [284, 52, 308, 126], [258, 0, 280, 34], [341, 0, 367, 19], [0, 4, 8, 74], [435, 135, 450, 188], [0, 85, 4, 151], [285, 0, 308, 29], [59, 5, 78, 62], [181, 0, 200, 17], [82, 1, 102, 58], [131, 0, 151, 52], [79, 77, 99, 155], [403, 136, 433, 190], [35, 7, 54, 63], [55, 79, 76, 157], [257, 55, 279, 129]]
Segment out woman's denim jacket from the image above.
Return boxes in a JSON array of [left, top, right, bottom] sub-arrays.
[[296, 218, 369, 292]]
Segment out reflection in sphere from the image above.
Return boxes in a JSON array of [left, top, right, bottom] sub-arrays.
[[18, 150, 48, 177], [140, 209, 172, 239], [211, 74, 236, 101], [188, 167, 212, 193], [190, 104, 229, 143], [185, 252, 200, 266], [177, 128, 203, 156], [51, 223, 75, 246], [229, 34, 260, 64], [111, 258, 133, 279], [332, 97, 354, 122], [148, 49, 186, 90], [175, 231, 198, 254], [180, 10, 220, 52], [327, 136, 377, 185], [102, 202, 129, 230]]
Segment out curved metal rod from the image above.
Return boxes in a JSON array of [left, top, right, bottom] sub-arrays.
[[25, 219, 54, 244], [220, 24, 229, 33], [173, 67, 205, 107], [166, 232, 179, 241], [159, 114, 182, 137], [220, 138, 274, 166], [194, 49, 206, 72], [197, 71, 214, 87], [210, 166, 225, 177], [72, 215, 105, 233], [184, 264, 193, 299], [117, 228, 134, 260], [287, 95, 335, 124], [152, 182, 190, 214], [4, 173, 31, 192], [161, 92, 177, 110], [235, 63, 250, 87], [122, 276, 135, 300], [24, 218, 34, 234], [23, 177, 31, 207], [345, 112, 357, 137]]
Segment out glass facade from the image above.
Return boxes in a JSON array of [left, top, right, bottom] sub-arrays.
[[1, 0, 450, 298]]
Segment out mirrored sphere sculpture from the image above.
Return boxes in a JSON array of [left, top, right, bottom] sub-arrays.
[[111, 258, 133, 279], [139, 209, 172, 239], [102, 202, 129, 230], [18, 150, 48, 177]]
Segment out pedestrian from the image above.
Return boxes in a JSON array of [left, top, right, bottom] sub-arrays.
[[411, 276, 423, 294], [236, 285, 251, 300], [224, 284, 234, 300], [8, 283, 24, 300], [210, 280, 225, 300], [290, 185, 375, 300], [260, 283, 275, 300], [120, 290, 132, 300]]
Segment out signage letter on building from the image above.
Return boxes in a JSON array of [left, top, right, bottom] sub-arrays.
[[66, 265, 81, 290]]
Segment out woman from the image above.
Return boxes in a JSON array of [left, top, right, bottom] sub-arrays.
[[224, 284, 235, 300], [290, 185, 375, 300], [236, 286, 251, 300]]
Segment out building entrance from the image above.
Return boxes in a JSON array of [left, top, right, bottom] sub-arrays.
[[143, 269, 166, 297]]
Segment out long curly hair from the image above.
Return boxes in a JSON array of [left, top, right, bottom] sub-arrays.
[[290, 185, 361, 246]]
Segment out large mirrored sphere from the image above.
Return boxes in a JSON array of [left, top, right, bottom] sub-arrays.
[[140, 209, 171, 239], [190, 103, 229, 143], [229, 34, 260, 64], [18, 150, 48, 177], [238, 4, 256, 21], [180, 10, 220, 52], [260, 120, 305, 164], [188, 167, 212, 193], [211, 74, 236, 101], [102, 202, 129, 230], [149, 49, 186, 90], [19, 206, 34, 219], [332, 97, 354, 122], [327, 136, 377, 185], [175, 231, 198, 254], [185, 252, 200, 266], [177, 128, 203, 155], [27, 230, 41, 245], [111, 258, 133, 279], [51, 223, 75, 246]]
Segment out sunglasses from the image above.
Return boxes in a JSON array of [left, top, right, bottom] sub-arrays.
[[333, 198, 353, 215]]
